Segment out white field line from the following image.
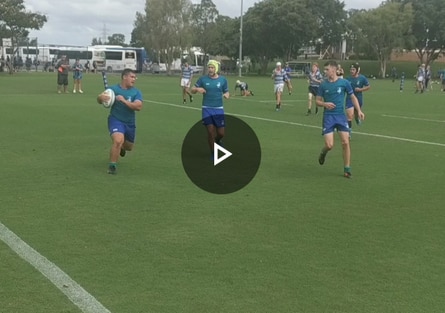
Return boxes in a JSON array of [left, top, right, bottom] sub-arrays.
[[0, 221, 112, 313], [382, 114, 445, 123], [147, 100, 445, 147]]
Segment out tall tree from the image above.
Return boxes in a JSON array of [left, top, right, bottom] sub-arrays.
[[306, 0, 348, 59], [211, 15, 239, 60], [242, 0, 317, 74], [133, 0, 193, 73], [0, 0, 46, 72], [405, 0, 445, 65], [190, 0, 219, 71], [349, 2, 413, 77]]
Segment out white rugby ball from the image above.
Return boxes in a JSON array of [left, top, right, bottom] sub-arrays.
[[102, 88, 115, 108]]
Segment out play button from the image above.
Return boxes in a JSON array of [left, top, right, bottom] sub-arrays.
[[213, 143, 232, 166], [181, 115, 261, 194]]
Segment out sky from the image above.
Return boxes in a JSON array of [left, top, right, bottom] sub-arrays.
[[25, 0, 383, 47]]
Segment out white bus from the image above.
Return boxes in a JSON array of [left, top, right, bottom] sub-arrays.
[[55, 46, 106, 71], [1, 46, 59, 63], [102, 48, 137, 72]]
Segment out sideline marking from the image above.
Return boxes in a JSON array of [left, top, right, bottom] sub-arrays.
[[382, 114, 445, 123], [0, 221, 112, 313], [147, 100, 445, 147]]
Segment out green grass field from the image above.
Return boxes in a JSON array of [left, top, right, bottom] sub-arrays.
[[1, 71, 445, 313]]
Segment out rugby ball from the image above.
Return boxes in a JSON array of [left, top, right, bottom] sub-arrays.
[[102, 89, 115, 108]]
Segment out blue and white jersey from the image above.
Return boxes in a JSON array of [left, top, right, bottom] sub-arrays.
[[194, 75, 229, 109], [317, 78, 354, 115], [308, 70, 323, 87], [109, 84, 143, 124], [181, 65, 194, 80], [272, 69, 287, 85]]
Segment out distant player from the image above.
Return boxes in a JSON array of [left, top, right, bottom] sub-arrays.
[[400, 72, 405, 92], [271, 62, 287, 111], [181, 62, 194, 104], [284, 62, 293, 95], [306, 62, 323, 115], [235, 80, 254, 96], [316, 60, 365, 178], [345, 63, 370, 129], [415, 64, 425, 93]]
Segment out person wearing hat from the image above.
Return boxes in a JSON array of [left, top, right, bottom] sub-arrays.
[[271, 61, 288, 111], [191, 60, 230, 157], [235, 79, 254, 96], [345, 62, 370, 129]]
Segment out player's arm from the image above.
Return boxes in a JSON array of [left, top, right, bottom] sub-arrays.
[[191, 86, 205, 94], [116, 95, 143, 111], [315, 96, 335, 109]]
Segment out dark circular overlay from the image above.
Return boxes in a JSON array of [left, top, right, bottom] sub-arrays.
[[181, 115, 261, 194]]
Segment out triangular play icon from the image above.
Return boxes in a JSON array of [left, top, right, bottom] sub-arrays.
[[213, 143, 233, 166]]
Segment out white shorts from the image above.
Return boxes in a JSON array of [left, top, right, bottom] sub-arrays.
[[417, 76, 424, 82], [181, 78, 191, 87], [274, 83, 284, 94]]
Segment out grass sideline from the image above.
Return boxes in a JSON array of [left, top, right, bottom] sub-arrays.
[[1, 71, 445, 313]]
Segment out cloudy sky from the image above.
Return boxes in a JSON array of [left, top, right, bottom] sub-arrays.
[[26, 0, 383, 47]]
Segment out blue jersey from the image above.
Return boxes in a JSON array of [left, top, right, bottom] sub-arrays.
[[181, 65, 193, 80], [317, 78, 354, 115], [194, 75, 229, 108], [346, 74, 369, 105], [284, 66, 292, 80], [109, 84, 143, 124]]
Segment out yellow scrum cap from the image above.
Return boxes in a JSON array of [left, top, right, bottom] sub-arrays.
[[207, 59, 219, 73]]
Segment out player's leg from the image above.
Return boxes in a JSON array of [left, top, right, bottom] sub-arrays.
[[120, 124, 136, 157], [345, 105, 354, 130], [319, 132, 334, 165], [206, 124, 216, 152], [78, 77, 83, 93], [63, 76, 69, 93], [307, 90, 313, 115], [181, 83, 187, 104], [107, 117, 128, 174], [339, 131, 352, 178]]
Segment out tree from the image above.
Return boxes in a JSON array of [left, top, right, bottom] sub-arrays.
[[349, 2, 413, 77], [91, 37, 103, 45], [0, 0, 47, 72], [306, 0, 348, 59], [132, 0, 193, 73], [405, 0, 445, 65], [211, 15, 239, 59], [190, 0, 219, 72], [107, 33, 126, 46], [242, 0, 317, 74]]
